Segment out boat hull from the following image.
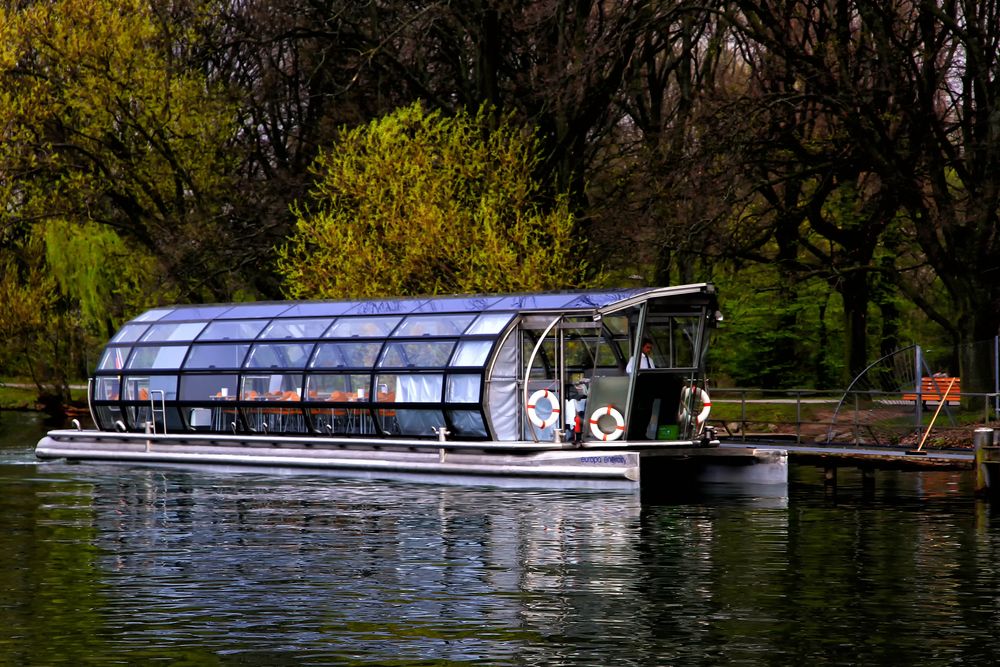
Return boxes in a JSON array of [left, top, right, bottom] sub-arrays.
[[35, 430, 787, 491]]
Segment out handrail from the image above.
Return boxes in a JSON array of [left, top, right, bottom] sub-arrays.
[[523, 315, 563, 443], [86, 378, 97, 429]]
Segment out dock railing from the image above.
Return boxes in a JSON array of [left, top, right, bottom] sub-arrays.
[[708, 388, 1000, 447]]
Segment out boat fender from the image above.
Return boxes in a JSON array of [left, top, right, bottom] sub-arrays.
[[678, 386, 712, 433], [526, 389, 561, 429], [589, 405, 625, 441]]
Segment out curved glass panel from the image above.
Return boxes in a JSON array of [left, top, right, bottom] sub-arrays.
[[216, 303, 291, 319], [344, 299, 426, 316], [446, 375, 481, 403], [111, 324, 150, 344], [379, 341, 455, 368], [261, 318, 334, 339], [159, 305, 231, 321], [465, 312, 515, 335], [376, 373, 443, 403], [280, 302, 357, 318], [132, 308, 171, 323], [324, 316, 401, 338], [393, 314, 475, 337], [98, 346, 130, 371], [245, 343, 313, 369], [310, 342, 381, 369], [450, 340, 492, 367], [126, 345, 189, 370], [197, 320, 267, 341], [94, 377, 120, 400], [183, 344, 251, 369], [141, 322, 207, 342]]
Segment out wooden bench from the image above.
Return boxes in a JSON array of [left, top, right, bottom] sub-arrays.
[[902, 377, 961, 406]]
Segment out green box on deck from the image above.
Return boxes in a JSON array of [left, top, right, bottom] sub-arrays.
[[657, 424, 678, 440]]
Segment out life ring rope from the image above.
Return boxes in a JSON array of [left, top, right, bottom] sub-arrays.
[[589, 405, 625, 441], [526, 389, 561, 430]]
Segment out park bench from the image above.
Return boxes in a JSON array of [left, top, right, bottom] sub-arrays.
[[902, 376, 961, 407]]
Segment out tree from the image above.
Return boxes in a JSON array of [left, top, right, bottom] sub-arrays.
[[728, 0, 1000, 389], [278, 102, 594, 298], [0, 0, 240, 304]]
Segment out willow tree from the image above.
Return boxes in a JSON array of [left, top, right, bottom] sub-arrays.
[[278, 103, 594, 299]]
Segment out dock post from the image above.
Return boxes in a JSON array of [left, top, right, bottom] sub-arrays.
[[974, 428, 994, 497], [861, 467, 876, 494], [824, 466, 837, 493]]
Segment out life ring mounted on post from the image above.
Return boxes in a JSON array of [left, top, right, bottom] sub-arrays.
[[589, 405, 625, 441], [526, 389, 561, 429], [678, 385, 712, 434]]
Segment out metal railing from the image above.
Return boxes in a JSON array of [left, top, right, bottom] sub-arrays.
[[707, 387, 999, 447]]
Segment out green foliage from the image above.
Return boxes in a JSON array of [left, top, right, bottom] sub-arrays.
[[710, 264, 845, 389], [278, 102, 595, 299], [0, 0, 240, 302], [44, 219, 174, 340]]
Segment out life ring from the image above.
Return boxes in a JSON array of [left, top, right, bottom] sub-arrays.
[[678, 386, 712, 433], [526, 389, 561, 429], [589, 405, 625, 441]]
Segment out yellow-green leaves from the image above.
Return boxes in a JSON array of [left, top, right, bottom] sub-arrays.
[[279, 103, 594, 299]]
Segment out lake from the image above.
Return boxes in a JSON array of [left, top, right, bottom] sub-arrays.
[[2, 411, 1000, 665]]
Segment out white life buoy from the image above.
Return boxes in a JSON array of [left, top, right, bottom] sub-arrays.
[[678, 386, 712, 433], [589, 405, 625, 441], [526, 389, 561, 429]]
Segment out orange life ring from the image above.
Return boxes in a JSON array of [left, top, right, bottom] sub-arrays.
[[526, 389, 561, 429], [589, 405, 625, 441]]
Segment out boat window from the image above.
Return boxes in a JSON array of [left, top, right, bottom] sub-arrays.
[[126, 345, 189, 370], [245, 343, 313, 369], [378, 408, 445, 436], [183, 344, 251, 369], [179, 374, 239, 400], [645, 315, 699, 369], [94, 376, 120, 400], [241, 373, 304, 400], [324, 316, 401, 338], [393, 314, 476, 337], [141, 322, 207, 342], [448, 410, 488, 437], [305, 374, 372, 401], [379, 341, 455, 368], [110, 324, 150, 344], [123, 375, 178, 400], [446, 374, 481, 403], [310, 342, 382, 369], [375, 374, 443, 403], [98, 346, 131, 371], [450, 340, 492, 367], [465, 312, 514, 335], [261, 318, 334, 339], [197, 320, 267, 341]]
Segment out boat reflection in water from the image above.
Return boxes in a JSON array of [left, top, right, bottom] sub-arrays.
[[36, 284, 787, 492]]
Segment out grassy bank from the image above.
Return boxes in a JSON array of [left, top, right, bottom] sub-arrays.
[[0, 380, 87, 411]]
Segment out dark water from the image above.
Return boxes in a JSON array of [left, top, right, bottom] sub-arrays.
[[3, 412, 1000, 665]]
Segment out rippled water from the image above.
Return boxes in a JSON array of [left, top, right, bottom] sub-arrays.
[[3, 411, 1000, 665]]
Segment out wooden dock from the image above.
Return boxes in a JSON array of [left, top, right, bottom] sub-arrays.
[[723, 427, 1000, 497]]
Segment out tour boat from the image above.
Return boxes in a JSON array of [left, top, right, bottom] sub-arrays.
[[35, 284, 787, 490]]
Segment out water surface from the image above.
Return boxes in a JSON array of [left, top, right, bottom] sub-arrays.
[[2, 412, 998, 665]]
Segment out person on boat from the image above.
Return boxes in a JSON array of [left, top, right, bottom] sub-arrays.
[[626, 338, 655, 373]]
